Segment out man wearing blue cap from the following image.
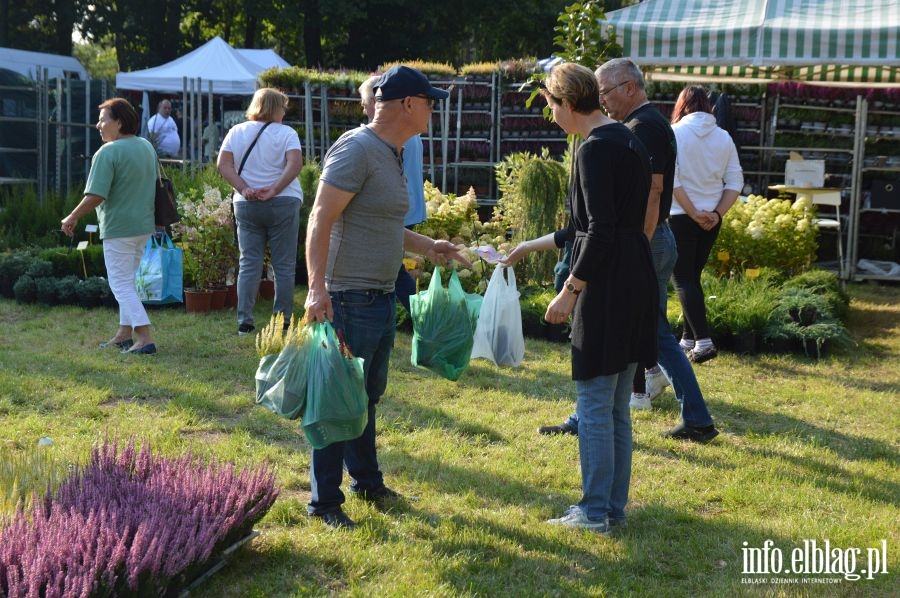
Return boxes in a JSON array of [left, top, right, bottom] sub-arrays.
[[304, 65, 465, 529]]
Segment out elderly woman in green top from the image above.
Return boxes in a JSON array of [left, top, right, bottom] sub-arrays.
[[61, 97, 159, 354]]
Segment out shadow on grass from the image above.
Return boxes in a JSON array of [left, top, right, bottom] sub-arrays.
[[638, 395, 899, 508], [199, 499, 896, 597]]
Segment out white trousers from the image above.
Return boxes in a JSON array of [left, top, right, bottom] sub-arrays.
[[103, 234, 152, 328]]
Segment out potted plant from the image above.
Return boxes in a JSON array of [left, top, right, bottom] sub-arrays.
[[764, 286, 851, 359], [172, 183, 237, 311], [494, 149, 568, 286]]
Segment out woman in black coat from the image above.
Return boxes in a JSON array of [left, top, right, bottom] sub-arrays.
[[504, 63, 657, 533]]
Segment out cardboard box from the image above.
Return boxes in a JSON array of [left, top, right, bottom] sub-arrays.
[[785, 159, 825, 188]]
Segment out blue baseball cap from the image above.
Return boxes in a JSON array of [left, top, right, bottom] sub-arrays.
[[374, 65, 450, 102]]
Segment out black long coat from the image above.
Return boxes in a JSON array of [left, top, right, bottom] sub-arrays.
[[561, 122, 658, 380]]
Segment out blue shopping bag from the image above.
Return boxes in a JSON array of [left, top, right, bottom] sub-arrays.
[[135, 232, 183, 304]]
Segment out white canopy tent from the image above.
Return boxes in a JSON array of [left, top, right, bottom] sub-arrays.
[[236, 49, 290, 72], [603, 0, 900, 86], [115, 36, 279, 94], [116, 37, 291, 162], [0, 47, 88, 80]]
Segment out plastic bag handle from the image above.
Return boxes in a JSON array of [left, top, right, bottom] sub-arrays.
[[148, 231, 175, 250], [498, 265, 517, 293]]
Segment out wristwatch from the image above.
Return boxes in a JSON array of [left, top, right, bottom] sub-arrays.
[[565, 281, 582, 296]]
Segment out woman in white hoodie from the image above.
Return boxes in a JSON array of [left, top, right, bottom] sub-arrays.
[[670, 86, 743, 364]]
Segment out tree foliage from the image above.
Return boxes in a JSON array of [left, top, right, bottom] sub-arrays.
[[553, 0, 622, 68], [4, 0, 593, 73]]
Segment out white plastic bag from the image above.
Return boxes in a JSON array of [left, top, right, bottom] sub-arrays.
[[471, 265, 525, 367]]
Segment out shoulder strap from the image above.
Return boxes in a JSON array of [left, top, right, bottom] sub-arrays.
[[237, 121, 273, 175]]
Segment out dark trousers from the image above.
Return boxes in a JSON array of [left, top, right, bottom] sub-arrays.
[[669, 214, 721, 341], [395, 263, 416, 316]]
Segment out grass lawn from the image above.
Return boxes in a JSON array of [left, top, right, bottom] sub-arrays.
[[0, 283, 897, 597]]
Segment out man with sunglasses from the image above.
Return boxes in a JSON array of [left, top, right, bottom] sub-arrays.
[[304, 65, 467, 529], [358, 74, 428, 316]]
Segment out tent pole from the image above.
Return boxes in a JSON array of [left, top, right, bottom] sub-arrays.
[[847, 95, 867, 280], [208, 81, 214, 163], [182, 77, 188, 162]]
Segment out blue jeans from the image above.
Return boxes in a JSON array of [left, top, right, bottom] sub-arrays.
[[308, 290, 396, 515], [576, 363, 636, 521], [395, 263, 416, 316], [234, 196, 300, 328], [651, 224, 714, 427], [563, 223, 713, 429]]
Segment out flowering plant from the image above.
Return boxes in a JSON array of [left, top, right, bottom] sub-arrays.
[[710, 194, 818, 277], [0, 437, 278, 596], [412, 182, 511, 294], [171, 184, 238, 290]]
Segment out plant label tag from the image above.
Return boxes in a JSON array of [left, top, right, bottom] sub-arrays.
[[76, 241, 89, 251], [84, 224, 98, 233]]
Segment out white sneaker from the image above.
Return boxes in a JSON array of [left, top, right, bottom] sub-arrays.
[[630, 392, 651, 410], [645, 369, 670, 401], [547, 506, 611, 534]]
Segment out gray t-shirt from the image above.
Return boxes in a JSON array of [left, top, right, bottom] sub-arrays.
[[320, 126, 408, 292]]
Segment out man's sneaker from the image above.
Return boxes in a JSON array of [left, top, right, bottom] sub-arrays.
[[350, 485, 402, 507], [688, 344, 718, 364], [311, 508, 357, 529], [538, 420, 578, 436], [662, 422, 720, 444], [546, 506, 611, 535], [645, 369, 670, 400], [237, 323, 255, 336], [679, 340, 694, 354], [630, 392, 651, 410]]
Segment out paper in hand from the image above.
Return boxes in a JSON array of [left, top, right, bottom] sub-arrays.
[[474, 245, 503, 264]]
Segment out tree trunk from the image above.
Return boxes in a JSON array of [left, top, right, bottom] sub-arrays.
[[303, 0, 322, 68]]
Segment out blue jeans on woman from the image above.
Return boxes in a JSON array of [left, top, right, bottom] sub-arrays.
[[561, 223, 714, 429], [308, 290, 396, 515], [576, 363, 636, 522], [234, 196, 300, 328]]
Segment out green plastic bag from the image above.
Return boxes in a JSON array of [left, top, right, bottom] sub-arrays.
[[302, 321, 369, 449], [254, 328, 312, 420], [410, 266, 481, 381]]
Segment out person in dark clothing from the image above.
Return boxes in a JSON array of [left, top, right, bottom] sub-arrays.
[[535, 59, 721, 444], [505, 63, 657, 533]]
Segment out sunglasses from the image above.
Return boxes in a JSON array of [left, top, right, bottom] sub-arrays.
[[414, 95, 436, 108]]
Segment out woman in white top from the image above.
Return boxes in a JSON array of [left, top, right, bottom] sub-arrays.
[[218, 88, 303, 336], [669, 86, 743, 363]]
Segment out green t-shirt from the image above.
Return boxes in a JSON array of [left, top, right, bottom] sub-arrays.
[[84, 136, 157, 239]]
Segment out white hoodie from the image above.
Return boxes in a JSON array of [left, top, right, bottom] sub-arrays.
[[671, 112, 743, 215]]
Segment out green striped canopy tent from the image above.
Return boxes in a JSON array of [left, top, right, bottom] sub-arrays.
[[603, 0, 900, 86]]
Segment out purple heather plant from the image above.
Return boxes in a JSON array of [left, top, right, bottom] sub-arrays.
[[0, 437, 278, 597]]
